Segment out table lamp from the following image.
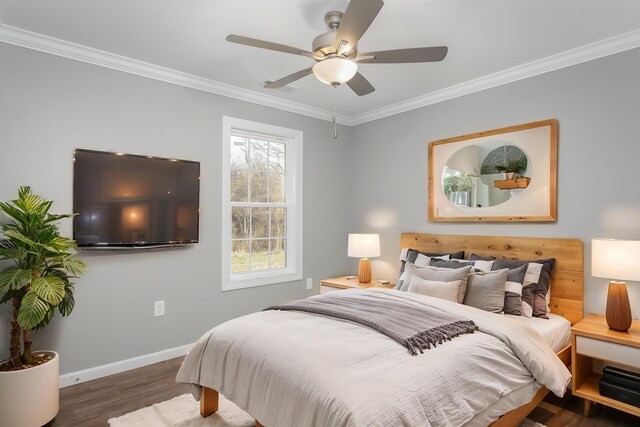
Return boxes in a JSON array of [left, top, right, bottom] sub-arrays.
[[348, 234, 380, 283], [592, 238, 640, 332]]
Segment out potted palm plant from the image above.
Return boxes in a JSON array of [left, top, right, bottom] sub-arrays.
[[0, 187, 86, 427]]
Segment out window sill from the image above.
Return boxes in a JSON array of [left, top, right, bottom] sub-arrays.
[[222, 270, 303, 291]]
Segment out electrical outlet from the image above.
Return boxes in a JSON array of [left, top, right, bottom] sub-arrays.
[[154, 300, 165, 317], [306, 278, 313, 290]]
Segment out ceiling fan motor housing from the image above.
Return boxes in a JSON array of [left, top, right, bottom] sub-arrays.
[[313, 11, 357, 58], [313, 32, 357, 57]]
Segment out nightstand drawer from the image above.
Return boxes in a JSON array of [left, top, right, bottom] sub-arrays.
[[320, 285, 342, 294], [576, 336, 640, 369]]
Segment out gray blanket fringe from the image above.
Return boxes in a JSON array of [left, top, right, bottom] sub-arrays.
[[266, 290, 478, 356], [403, 320, 477, 355]]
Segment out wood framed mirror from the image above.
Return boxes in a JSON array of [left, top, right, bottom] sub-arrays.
[[428, 119, 557, 222]]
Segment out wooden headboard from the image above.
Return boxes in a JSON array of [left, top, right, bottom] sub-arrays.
[[400, 233, 584, 325]]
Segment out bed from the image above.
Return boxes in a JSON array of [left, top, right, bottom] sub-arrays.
[[177, 233, 584, 426]]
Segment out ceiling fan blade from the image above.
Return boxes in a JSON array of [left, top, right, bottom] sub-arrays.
[[347, 72, 375, 96], [226, 35, 317, 59], [358, 46, 448, 64], [264, 67, 314, 89], [334, 0, 384, 53]]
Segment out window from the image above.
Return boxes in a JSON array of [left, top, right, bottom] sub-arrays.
[[222, 117, 303, 290]]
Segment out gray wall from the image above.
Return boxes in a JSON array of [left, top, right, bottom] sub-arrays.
[[349, 47, 640, 318], [2, 40, 640, 375], [0, 42, 352, 374]]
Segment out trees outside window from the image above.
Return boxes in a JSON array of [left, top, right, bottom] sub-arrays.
[[222, 117, 302, 291]]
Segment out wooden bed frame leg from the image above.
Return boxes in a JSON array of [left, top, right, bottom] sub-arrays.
[[255, 421, 264, 427], [200, 387, 219, 418]]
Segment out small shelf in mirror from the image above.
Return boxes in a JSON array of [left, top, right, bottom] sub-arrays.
[[493, 177, 530, 190]]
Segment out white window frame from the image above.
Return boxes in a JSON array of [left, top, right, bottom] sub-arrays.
[[221, 116, 303, 291]]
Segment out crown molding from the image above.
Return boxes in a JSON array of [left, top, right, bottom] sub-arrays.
[[349, 29, 640, 125], [0, 17, 638, 127], [0, 22, 352, 125]]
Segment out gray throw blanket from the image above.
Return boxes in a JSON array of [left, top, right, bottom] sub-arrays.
[[266, 289, 477, 355]]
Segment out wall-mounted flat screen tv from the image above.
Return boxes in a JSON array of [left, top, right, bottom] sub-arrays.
[[73, 149, 200, 249]]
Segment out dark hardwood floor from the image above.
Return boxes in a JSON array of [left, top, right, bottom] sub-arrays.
[[55, 358, 189, 426], [55, 357, 639, 426]]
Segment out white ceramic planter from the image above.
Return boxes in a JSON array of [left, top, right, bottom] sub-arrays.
[[0, 351, 59, 427]]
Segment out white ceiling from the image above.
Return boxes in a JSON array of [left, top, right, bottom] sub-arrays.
[[1, 0, 640, 119]]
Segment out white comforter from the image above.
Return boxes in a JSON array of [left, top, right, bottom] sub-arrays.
[[177, 289, 570, 427]]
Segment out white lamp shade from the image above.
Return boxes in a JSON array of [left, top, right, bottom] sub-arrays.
[[348, 234, 380, 258], [313, 57, 358, 86], [592, 238, 640, 281]]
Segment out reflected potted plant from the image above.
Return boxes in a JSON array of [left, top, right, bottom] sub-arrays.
[[0, 187, 87, 427], [495, 158, 527, 180], [443, 172, 474, 206]]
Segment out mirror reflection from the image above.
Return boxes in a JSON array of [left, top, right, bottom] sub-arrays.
[[441, 143, 531, 208]]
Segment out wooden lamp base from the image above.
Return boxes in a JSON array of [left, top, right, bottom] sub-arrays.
[[358, 258, 372, 283], [606, 281, 632, 332]]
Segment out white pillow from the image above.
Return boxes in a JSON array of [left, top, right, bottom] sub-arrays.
[[407, 276, 463, 303]]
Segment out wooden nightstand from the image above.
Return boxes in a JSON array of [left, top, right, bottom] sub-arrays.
[[320, 276, 395, 294], [571, 314, 640, 418]]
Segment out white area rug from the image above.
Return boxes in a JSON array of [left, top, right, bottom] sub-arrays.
[[108, 393, 546, 426], [108, 394, 255, 427]]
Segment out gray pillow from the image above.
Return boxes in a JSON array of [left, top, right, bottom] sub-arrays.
[[502, 264, 527, 316], [397, 248, 465, 283], [429, 259, 475, 269], [463, 269, 509, 313], [492, 258, 556, 319], [431, 258, 496, 273], [400, 263, 473, 304], [407, 276, 463, 303]]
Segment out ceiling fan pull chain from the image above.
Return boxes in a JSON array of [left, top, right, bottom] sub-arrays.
[[332, 85, 338, 140]]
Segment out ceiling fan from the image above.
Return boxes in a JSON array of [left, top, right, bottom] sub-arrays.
[[226, 0, 448, 96]]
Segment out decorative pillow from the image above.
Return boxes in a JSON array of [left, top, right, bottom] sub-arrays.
[[468, 253, 496, 261], [463, 269, 509, 313], [399, 263, 473, 304], [492, 258, 556, 319], [407, 276, 463, 303], [502, 264, 528, 316], [396, 248, 464, 289], [445, 257, 495, 272], [429, 259, 475, 269]]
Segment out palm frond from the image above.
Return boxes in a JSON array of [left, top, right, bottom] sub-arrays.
[[58, 257, 87, 277], [17, 290, 50, 330], [0, 267, 32, 292], [3, 229, 38, 249], [58, 288, 75, 316], [32, 276, 65, 305], [33, 305, 56, 331], [0, 290, 14, 304]]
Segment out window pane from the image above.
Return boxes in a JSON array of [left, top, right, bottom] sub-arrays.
[[231, 207, 249, 239], [251, 239, 269, 271], [250, 171, 268, 202], [230, 136, 249, 169], [270, 207, 286, 237], [231, 240, 250, 273], [270, 239, 286, 269], [251, 207, 269, 238], [230, 169, 248, 202], [250, 140, 269, 171], [269, 142, 286, 173], [268, 173, 285, 203]]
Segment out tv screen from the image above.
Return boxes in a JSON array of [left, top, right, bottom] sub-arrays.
[[73, 149, 200, 248]]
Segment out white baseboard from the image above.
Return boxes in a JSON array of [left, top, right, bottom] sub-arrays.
[[58, 343, 193, 388]]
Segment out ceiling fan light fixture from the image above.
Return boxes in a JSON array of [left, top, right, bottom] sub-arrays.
[[312, 57, 358, 86]]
